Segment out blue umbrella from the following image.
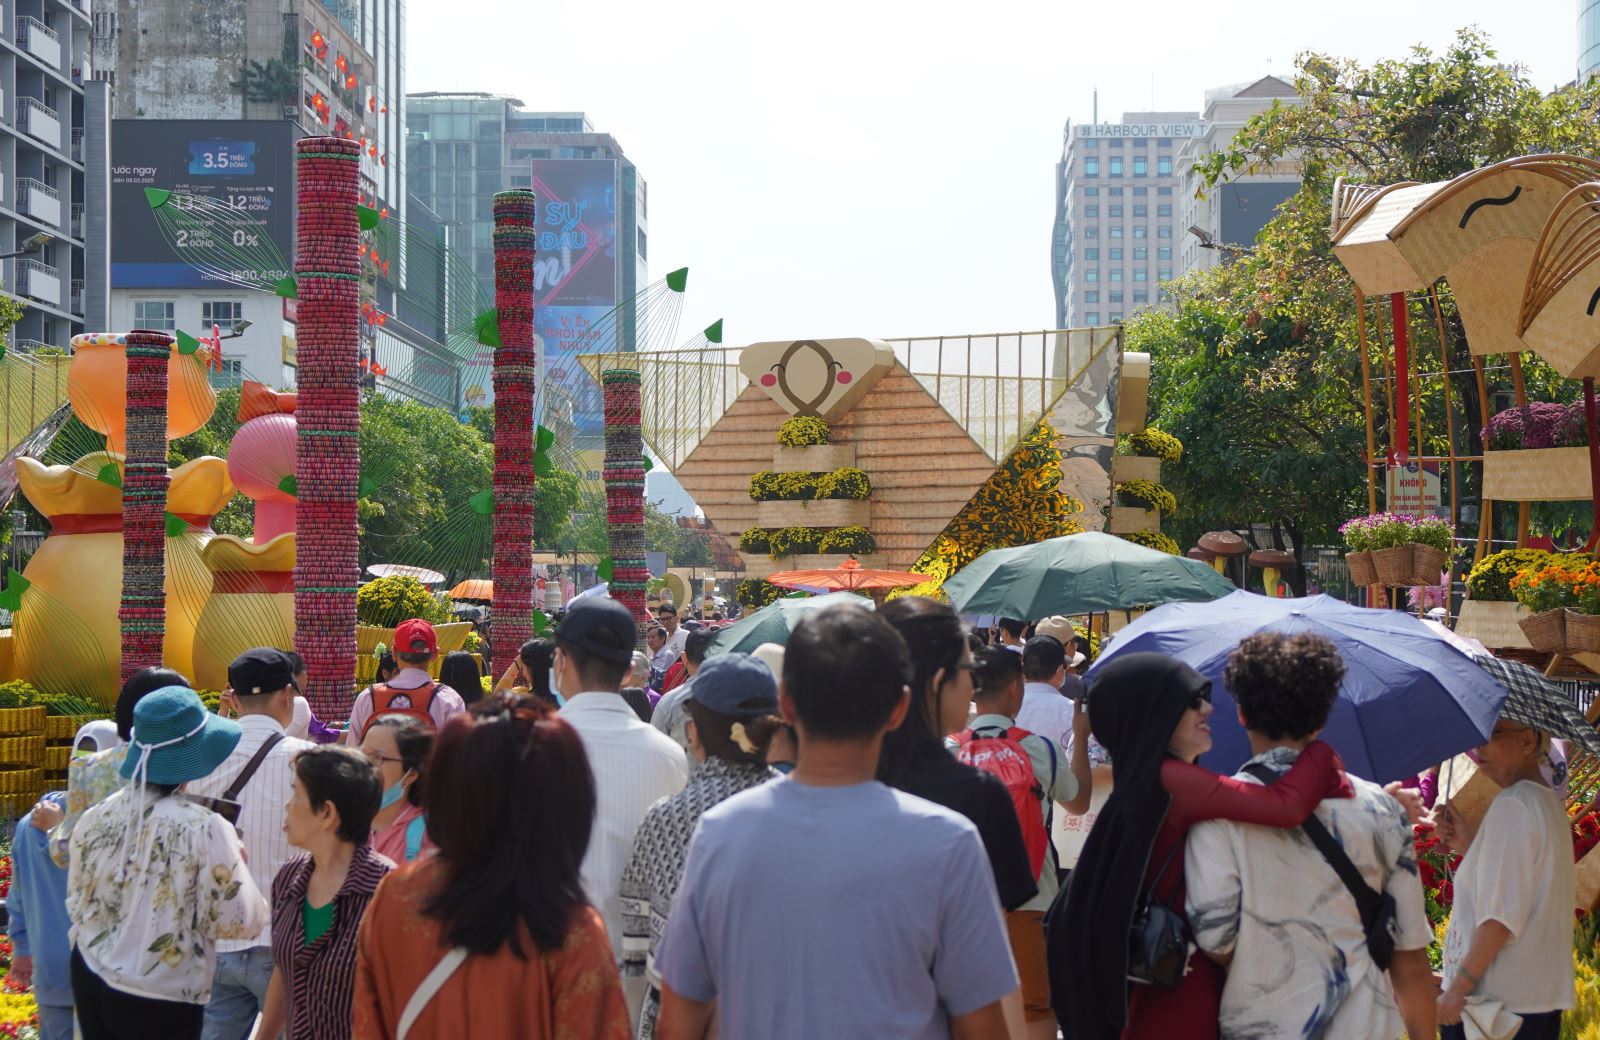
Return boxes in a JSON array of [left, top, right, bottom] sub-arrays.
[[1086, 590, 1507, 783]]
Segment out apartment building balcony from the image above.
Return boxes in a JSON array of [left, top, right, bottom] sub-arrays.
[[70, 277, 82, 314], [70, 128, 82, 161], [18, 258, 60, 306], [17, 177, 60, 228], [12, 337, 49, 354], [70, 201, 82, 238], [16, 16, 61, 72], [17, 97, 61, 150]]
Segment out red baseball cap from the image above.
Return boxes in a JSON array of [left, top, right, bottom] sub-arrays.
[[394, 618, 438, 655]]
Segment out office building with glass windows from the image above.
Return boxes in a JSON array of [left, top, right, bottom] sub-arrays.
[[1583, 0, 1600, 81], [1052, 111, 1201, 329]]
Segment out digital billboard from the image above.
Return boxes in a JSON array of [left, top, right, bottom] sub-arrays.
[[111, 120, 296, 288]]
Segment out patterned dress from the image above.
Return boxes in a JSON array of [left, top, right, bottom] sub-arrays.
[[619, 757, 776, 1039]]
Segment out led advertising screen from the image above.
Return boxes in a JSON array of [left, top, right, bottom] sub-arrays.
[[111, 119, 296, 288]]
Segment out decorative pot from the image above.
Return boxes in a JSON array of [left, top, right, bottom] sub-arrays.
[[0, 707, 46, 736], [1517, 609, 1566, 653], [1409, 544, 1451, 587], [1564, 610, 1600, 655], [1371, 546, 1414, 586], [1346, 550, 1377, 587]]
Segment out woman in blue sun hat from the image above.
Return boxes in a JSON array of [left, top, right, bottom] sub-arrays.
[[65, 685, 270, 1040]]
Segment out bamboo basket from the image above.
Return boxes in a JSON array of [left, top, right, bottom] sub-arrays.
[[1409, 545, 1451, 587], [42, 745, 70, 771], [1346, 551, 1377, 587], [0, 706, 46, 735], [0, 736, 44, 768], [1519, 609, 1567, 653], [0, 767, 43, 795], [1372, 546, 1414, 586], [1565, 610, 1600, 654], [45, 715, 97, 741]]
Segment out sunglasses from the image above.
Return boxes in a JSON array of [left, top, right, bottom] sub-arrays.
[[1188, 688, 1212, 712]]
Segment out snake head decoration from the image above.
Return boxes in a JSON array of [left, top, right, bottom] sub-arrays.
[[739, 338, 895, 421]]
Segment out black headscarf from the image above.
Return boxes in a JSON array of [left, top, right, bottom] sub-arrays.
[[1045, 652, 1212, 1040]]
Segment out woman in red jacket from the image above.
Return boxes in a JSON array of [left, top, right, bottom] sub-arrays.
[[1047, 652, 1353, 1040]]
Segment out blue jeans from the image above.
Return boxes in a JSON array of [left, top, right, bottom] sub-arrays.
[[35, 1003, 73, 1040], [201, 947, 274, 1040]]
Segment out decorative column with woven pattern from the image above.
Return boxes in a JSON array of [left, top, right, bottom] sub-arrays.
[[118, 329, 173, 683], [603, 368, 649, 646], [292, 137, 362, 719], [491, 189, 537, 673]]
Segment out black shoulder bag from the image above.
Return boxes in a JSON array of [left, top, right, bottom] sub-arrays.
[[184, 732, 285, 828], [1127, 838, 1191, 989], [1243, 763, 1397, 970]]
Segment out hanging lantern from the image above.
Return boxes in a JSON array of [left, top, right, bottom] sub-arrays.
[[379, 206, 388, 219], [310, 30, 325, 49], [379, 156, 387, 166], [368, 96, 377, 112], [380, 105, 388, 114], [368, 145, 378, 158], [336, 53, 348, 73], [345, 74, 357, 90]]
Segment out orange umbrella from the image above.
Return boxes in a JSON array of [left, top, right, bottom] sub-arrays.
[[765, 557, 930, 592], [449, 578, 494, 602]]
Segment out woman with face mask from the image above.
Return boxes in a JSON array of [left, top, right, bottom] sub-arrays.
[[359, 715, 435, 864]]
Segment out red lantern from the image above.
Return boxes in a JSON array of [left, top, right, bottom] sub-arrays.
[[310, 30, 325, 49], [345, 75, 357, 90], [368, 145, 378, 158], [380, 105, 388, 114], [368, 96, 376, 112], [336, 53, 348, 73], [379, 206, 388, 219]]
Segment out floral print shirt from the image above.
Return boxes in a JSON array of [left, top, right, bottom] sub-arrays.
[[49, 745, 127, 868], [66, 787, 269, 1004]]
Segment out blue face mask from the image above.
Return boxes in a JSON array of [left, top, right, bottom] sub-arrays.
[[773, 761, 795, 775], [379, 772, 412, 810]]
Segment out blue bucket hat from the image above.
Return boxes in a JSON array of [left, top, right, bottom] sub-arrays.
[[119, 686, 242, 786], [689, 654, 779, 718]]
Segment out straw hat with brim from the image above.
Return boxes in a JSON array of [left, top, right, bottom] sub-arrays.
[[119, 686, 243, 786]]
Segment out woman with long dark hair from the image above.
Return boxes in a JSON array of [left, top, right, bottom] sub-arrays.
[[352, 696, 628, 1039], [1046, 653, 1351, 1040], [438, 652, 484, 707], [877, 597, 1037, 911]]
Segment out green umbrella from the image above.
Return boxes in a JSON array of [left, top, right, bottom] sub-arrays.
[[941, 531, 1235, 618], [707, 590, 874, 657]]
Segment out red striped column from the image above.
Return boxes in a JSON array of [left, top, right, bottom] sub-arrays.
[[490, 189, 537, 674], [603, 369, 649, 646], [119, 330, 173, 682], [292, 137, 362, 719]]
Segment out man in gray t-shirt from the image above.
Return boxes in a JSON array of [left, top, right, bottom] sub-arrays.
[[655, 605, 1018, 1039]]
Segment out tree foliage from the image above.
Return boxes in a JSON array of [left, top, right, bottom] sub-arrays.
[[1139, 29, 1600, 561]]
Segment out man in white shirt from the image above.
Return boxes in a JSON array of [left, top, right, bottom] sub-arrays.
[[646, 624, 674, 681], [1185, 632, 1436, 1040], [187, 648, 314, 1040], [1015, 636, 1108, 769], [344, 618, 466, 744], [557, 598, 688, 1023], [656, 604, 689, 657]]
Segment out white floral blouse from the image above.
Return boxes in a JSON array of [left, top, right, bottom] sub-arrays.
[[66, 786, 269, 1004], [50, 744, 127, 868]]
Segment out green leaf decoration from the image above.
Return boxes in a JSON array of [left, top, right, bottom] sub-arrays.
[[704, 318, 723, 344], [96, 463, 122, 489], [356, 205, 381, 231], [165, 512, 190, 537], [358, 475, 378, 498], [536, 425, 555, 453], [0, 569, 31, 611], [474, 309, 502, 347], [598, 557, 615, 581], [531, 610, 550, 635], [274, 275, 298, 299], [144, 188, 173, 210], [0, 344, 7, 362], [469, 489, 494, 515], [533, 453, 557, 478], [643, 455, 654, 473], [277, 474, 297, 496], [175, 329, 202, 356], [666, 267, 689, 293]]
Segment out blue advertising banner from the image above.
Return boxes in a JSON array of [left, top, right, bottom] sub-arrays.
[[111, 120, 295, 289]]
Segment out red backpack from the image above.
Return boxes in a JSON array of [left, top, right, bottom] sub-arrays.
[[953, 725, 1052, 878], [362, 681, 438, 740]]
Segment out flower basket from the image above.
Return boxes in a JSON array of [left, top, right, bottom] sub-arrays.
[[1518, 609, 1567, 653], [0, 736, 43, 768], [44, 715, 96, 741], [1409, 544, 1451, 587], [1346, 550, 1377, 587], [0, 707, 45, 736], [43, 744, 70, 771], [0, 767, 42, 795], [1564, 610, 1600, 654], [1372, 546, 1415, 586]]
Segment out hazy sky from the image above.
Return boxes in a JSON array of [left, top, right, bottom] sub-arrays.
[[408, 0, 1574, 348]]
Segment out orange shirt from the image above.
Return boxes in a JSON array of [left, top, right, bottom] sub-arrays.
[[352, 858, 630, 1040]]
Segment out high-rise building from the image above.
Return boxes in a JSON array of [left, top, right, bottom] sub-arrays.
[[1175, 76, 1300, 277], [1582, 1, 1600, 82], [92, 0, 411, 387], [1052, 112, 1201, 329], [405, 94, 648, 347], [0, 0, 108, 353]]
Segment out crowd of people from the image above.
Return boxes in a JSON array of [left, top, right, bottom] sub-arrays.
[[1, 597, 1582, 1039]]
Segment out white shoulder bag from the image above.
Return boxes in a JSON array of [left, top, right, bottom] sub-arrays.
[[396, 946, 469, 1040]]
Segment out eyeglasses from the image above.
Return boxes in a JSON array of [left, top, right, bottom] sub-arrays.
[[365, 750, 403, 767], [1188, 689, 1212, 712]]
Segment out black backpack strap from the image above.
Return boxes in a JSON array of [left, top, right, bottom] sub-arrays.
[[1242, 763, 1380, 909], [223, 732, 286, 801]]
